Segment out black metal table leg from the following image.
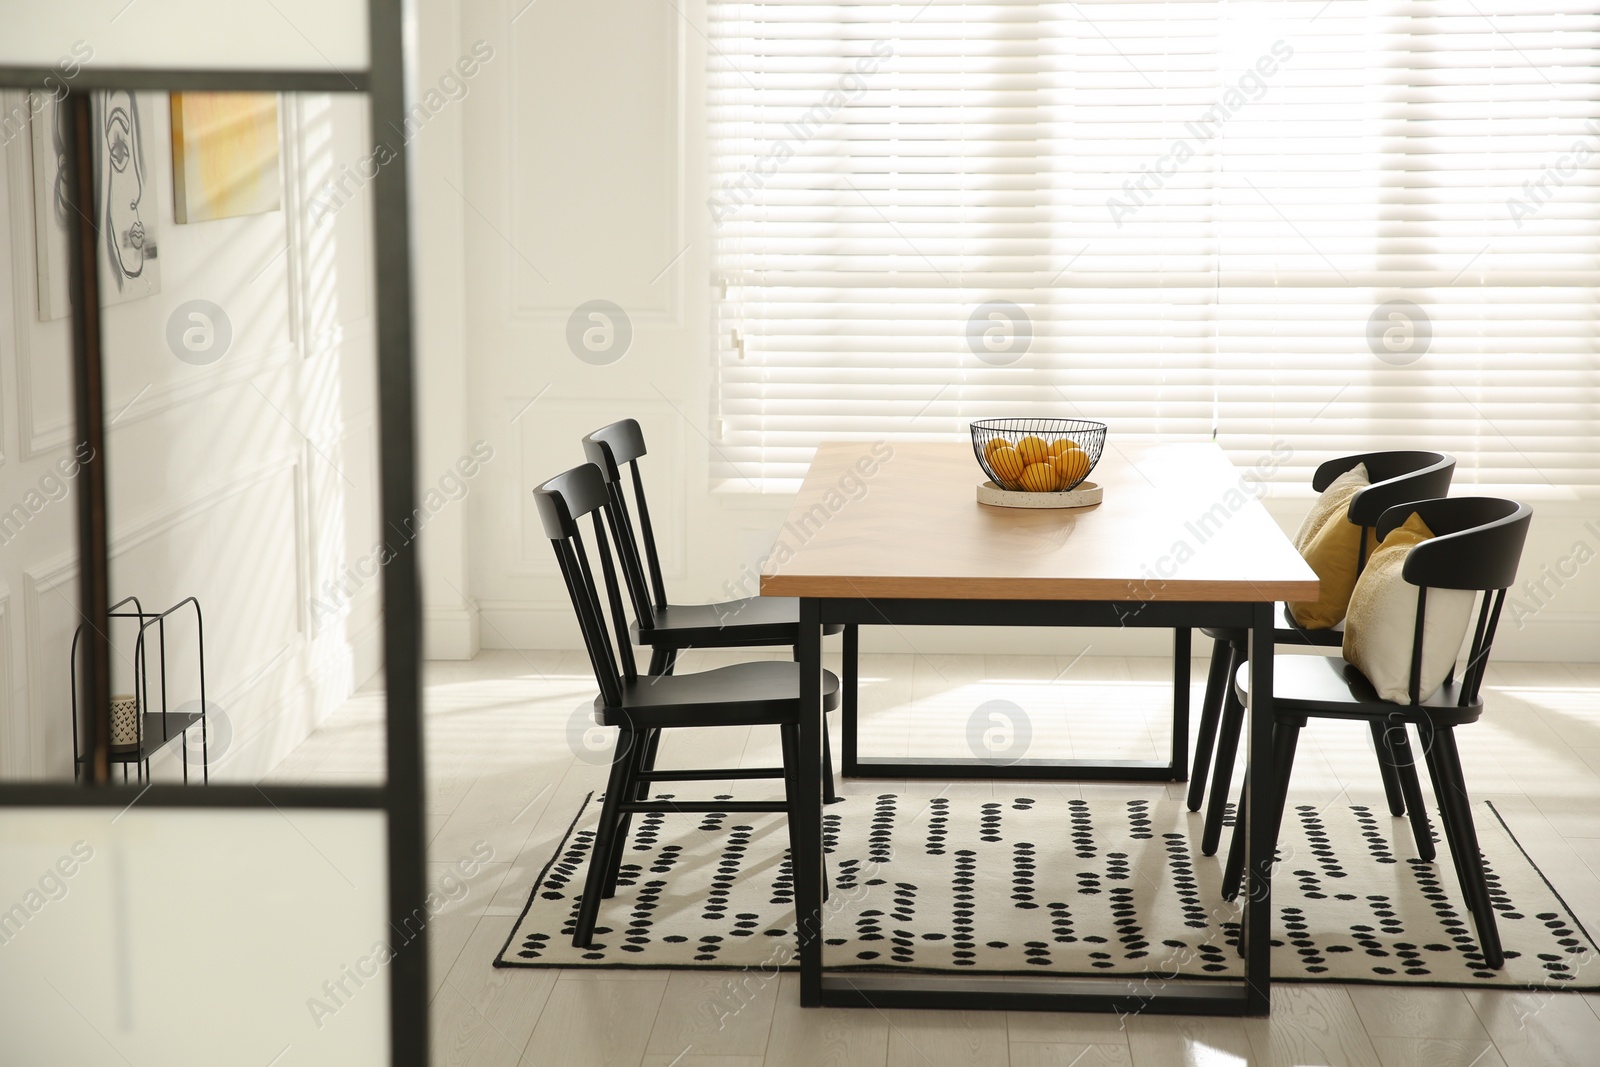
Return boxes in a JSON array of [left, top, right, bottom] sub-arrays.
[[841, 624, 859, 776], [796, 598, 826, 1007], [1243, 601, 1275, 1015], [1172, 628, 1191, 781]]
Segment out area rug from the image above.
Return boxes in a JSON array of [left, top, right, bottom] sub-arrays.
[[495, 793, 1600, 989]]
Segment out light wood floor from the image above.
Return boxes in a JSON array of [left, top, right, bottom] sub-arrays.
[[267, 650, 1600, 1066]]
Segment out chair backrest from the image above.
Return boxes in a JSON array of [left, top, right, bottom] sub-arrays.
[[533, 463, 636, 708], [582, 420, 667, 628], [1313, 450, 1456, 571], [1374, 496, 1532, 706]]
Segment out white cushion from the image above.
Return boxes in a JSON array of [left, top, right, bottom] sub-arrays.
[[1342, 513, 1476, 704]]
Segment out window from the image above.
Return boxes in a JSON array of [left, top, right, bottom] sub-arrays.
[[709, 1, 1600, 493]]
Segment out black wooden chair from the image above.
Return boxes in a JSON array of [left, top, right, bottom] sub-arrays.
[[1191, 451, 1456, 857], [1220, 496, 1532, 970], [583, 419, 854, 803], [535, 463, 841, 949]]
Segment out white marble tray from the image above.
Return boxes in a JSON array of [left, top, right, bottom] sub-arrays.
[[976, 479, 1102, 509]]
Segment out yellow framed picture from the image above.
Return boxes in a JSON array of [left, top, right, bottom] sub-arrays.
[[170, 91, 282, 223]]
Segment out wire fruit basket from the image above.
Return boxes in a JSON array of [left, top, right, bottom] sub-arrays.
[[970, 417, 1107, 494]]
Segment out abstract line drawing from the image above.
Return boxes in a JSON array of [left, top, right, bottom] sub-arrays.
[[30, 89, 162, 320]]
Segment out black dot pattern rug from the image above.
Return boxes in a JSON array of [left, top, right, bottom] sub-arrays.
[[494, 794, 1600, 989]]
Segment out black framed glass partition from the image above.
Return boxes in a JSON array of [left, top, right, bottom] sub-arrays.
[[0, 4, 428, 1063]]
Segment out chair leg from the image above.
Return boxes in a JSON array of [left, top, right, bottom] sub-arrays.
[[1419, 723, 1477, 932], [1201, 642, 1248, 855], [646, 647, 670, 676], [1424, 725, 1504, 969], [1222, 769, 1249, 904], [1222, 717, 1301, 903], [780, 720, 801, 867], [780, 721, 828, 903], [1187, 638, 1232, 812], [1381, 722, 1435, 863], [1370, 720, 1407, 817], [822, 720, 842, 804], [573, 726, 637, 949], [603, 727, 658, 897]]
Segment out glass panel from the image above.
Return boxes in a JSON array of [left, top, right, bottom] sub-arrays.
[[0, 1, 369, 73], [90, 89, 385, 789], [0, 88, 386, 788], [0, 66, 405, 1067], [0, 807, 389, 1065]]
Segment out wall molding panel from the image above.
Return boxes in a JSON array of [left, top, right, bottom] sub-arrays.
[[23, 342, 302, 459], [305, 414, 382, 639], [285, 93, 376, 361], [5, 95, 44, 464], [0, 587, 15, 778], [24, 452, 305, 592], [506, 1, 686, 325], [19, 575, 47, 778], [0, 91, 18, 471]]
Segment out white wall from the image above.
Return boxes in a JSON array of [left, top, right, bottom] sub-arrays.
[[457, 0, 1597, 663], [0, 91, 384, 780]]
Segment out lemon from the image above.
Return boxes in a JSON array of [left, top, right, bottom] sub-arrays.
[[983, 436, 1012, 462], [1047, 437, 1081, 458], [1052, 449, 1091, 487], [1016, 435, 1050, 465], [1020, 461, 1062, 492], [989, 445, 1027, 486]]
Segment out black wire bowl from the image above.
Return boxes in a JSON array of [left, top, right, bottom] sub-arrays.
[[970, 418, 1107, 492]]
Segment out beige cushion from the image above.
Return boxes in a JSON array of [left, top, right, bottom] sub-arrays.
[[1342, 513, 1476, 703], [1288, 465, 1372, 630]]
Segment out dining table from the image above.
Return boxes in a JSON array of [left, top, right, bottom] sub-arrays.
[[760, 439, 1319, 1015]]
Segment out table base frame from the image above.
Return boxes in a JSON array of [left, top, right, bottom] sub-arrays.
[[819, 975, 1255, 1015], [793, 597, 1276, 1017], [842, 626, 1192, 782]]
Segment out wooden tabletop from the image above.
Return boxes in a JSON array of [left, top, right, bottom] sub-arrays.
[[760, 441, 1319, 602]]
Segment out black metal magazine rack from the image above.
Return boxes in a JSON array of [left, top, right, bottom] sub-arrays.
[[70, 596, 209, 784]]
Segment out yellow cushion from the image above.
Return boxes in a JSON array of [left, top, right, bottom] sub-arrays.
[[1343, 513, 1477, 703], [1287, 464, 1370, 629]]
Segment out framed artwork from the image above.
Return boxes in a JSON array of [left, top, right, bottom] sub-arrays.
[[169, 92, 281, 223], [30, 89, 163, 320]]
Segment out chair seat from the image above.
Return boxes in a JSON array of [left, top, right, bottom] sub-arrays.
[[1235, 653, 1482, 726], [634, 597, 846, 648], [1201, 603, 1344, 648], [595, 661, 842, 728]]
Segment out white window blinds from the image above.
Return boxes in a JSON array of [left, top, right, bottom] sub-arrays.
[[708, 1, 1600, 494]]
